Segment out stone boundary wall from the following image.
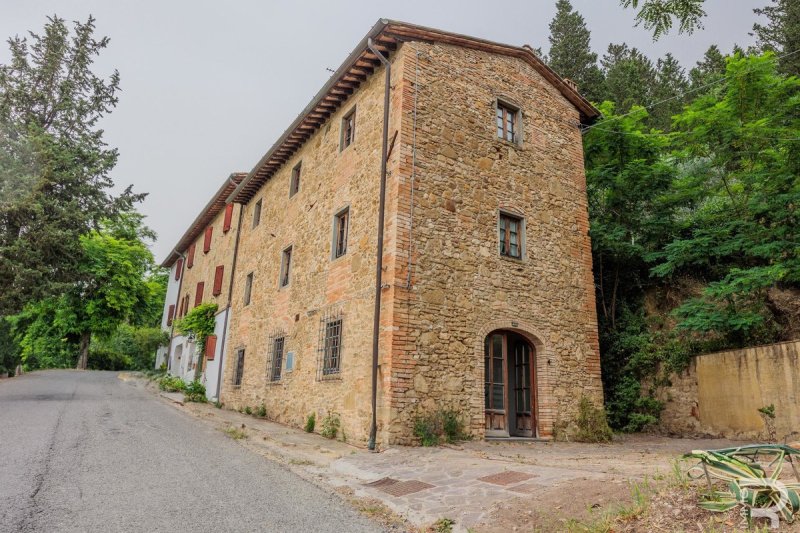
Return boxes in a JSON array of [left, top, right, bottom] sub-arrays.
[[655, 340, 800, 440]]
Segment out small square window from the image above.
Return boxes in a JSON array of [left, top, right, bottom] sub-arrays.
[[496, 101, 519, 143], [290, 162, 301, 197], [233, 348, 245, 387], [268, 336, 285, 382], [333, 208, 349, 259], [243, 272, 253, 306], [341, 107, 356, 150], [499, 213, 524, 259], [252, 199, 262, 228], [279, 246, 292, 287]]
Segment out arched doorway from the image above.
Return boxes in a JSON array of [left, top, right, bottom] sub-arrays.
[[484, 330, 536, 437]]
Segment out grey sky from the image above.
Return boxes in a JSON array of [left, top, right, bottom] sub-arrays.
[[0, 0, 765, 262]]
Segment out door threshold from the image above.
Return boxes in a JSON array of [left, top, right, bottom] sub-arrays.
[[485, 436, 550, 442]]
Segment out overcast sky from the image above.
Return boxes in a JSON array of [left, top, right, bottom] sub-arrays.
[[1, 0, 766, 262]]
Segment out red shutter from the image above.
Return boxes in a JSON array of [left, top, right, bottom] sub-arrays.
[[187, 244, 196, 268], [167, 304, 175, 326], [203, 226, 213, 253], [195, 282, 204, 307], [205, 334, 218, 361], [213, 265, 224, 296], [175, 258, 183, 280], [223, 203, 234, 233]]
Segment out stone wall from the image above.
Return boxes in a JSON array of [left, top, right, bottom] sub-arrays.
[[655, 340, 800, 440], [385, 42, 602, 443]]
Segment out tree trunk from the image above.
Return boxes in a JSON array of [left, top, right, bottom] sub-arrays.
[[76, 331, 90, 370]]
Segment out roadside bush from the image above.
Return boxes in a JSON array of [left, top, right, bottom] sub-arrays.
[[87, 348, 132, 371], [573, 396, 613, 443], [255, 404, 267, 418], [413, 408, 468, 446], [157, 375, 185, 392], [244, 406, 252, 415], [304, 412, 316, 433], [320, 411, 341, 439], [184, 380, 207, 403]]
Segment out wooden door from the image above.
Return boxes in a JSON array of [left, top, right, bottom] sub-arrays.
[[512, 339, 534, 437], [484, 333, 507, 433]]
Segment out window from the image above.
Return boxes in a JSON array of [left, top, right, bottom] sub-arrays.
[[279, 246, 292, 287], [341, 107, 356, 150], [496, 101, 519, 143], [290, 162, 301, 197], [332, 208, 349, 259], [183, 294, 190, 317], [243, 272, 253, 306], [212, 265, 224, 296], [195, 282, 205, 307], [203, 226, 213, 253], [167, 304, 175, 326], [499, 213, 524, 259], [252, 199, 262, 228], [321, 318, 342, 377], [187, 243, 196, 268], [268, 335, 285, 382], [174, 258, 183, 280], [223, 203, 234, 233], [205, 334, 217, 361], [233, 348, 245, 387]]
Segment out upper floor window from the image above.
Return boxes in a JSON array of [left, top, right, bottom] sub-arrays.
[[496, 101, 520, 143], [212, 265, 224, 296], [253, 199, 262, 228], [268, 335, 285, 382], [194, 281, 205, 307], [244, 272, 253, 306], [233, 348, 245, 387], [499, 213, 524, 259], [290, 162, 301, 197], [223, 203, 234, 233], [174, 258, 183, 280], [203, 226, 213, 253], [279, 246, 292, 288], [187, 243, 196, 268], [341, 107, 356, 150], [332, 208, 349, 259]]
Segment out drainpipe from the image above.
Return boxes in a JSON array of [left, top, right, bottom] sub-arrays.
[[166, 249, 187, 373], [215, 198, 245, 401], [367, 37, 390, 451]]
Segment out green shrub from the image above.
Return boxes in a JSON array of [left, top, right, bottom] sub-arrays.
[[320, 411, 340, 439], [304, 412, 316, 433], [183, 380, 207, 403], [87, 348, 132, 370], [413, 409, 468, 446], [244, 406, 252, 415], [256, 404, 267, 418], [573, 396, 613, 443], [157, 375, 185, 392], [213, 400, 223, 409]]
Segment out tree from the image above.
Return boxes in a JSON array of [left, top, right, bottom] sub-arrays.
[[601, 43, 657, 114], [621, 0, 707, 39], [0, 15, 142, 316], [688, 45, 727, 92], [752, 0, 800, 76], [649, 53, 689, 130], [546, 0, 605, 102]]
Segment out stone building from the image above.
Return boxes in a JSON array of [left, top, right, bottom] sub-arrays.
[[157, 173, 245, 400], [160, 20, 602, 445]]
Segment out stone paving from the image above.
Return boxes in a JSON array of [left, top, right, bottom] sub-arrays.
[[137, 376, 738, 532]]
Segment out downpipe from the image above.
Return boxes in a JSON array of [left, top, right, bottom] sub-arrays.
[[367, 37, 390, 451]]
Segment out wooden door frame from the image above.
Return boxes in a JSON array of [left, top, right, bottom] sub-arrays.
[[484, 329, 538, 438]]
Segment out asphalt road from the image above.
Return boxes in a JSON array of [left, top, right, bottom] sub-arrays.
[[0, 370, 382, 533]]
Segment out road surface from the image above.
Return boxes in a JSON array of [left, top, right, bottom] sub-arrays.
[[0, 370, 382, 532]]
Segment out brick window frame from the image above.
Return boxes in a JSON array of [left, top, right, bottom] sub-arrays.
[[331, 207, 349, 260], [289, 162, 301, 197], [495, 98, 523, 145], [340, 106, 356, 151], [498, 211, 525, 260], [212, 265, 224, 296]]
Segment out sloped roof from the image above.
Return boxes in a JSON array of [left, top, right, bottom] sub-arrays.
[[228, 19, 600, 205], [160, 172, 247, 268]]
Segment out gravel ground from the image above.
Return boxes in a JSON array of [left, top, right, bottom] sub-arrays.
[[0, 370, 382, 533]]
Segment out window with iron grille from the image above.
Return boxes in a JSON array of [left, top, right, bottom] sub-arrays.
[[233, 348, 245, 387], [279, 246, 292, 288], [341, 107, 356, 150], [252, 199, 262, 228], [499, 212, 524, 259], [317, 308, 343, 379], [290, 162, 301, 197], [496, 101, 519, 143], [332, 208, 349, 259], [266, 333, 285, 382], [244, 272, 253, 306]]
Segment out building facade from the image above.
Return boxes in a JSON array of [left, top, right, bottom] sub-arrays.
[[160, 20, 602, 445]]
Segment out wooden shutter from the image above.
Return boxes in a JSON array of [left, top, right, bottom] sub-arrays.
[[205, 334, 217, 361], [223, 203, 234, 233], [167, 304, 175, 326], [175, 258, 183, 280], [213, 265, 224, 296], [203, 226, 213, 253], [187, 244, 196, 268], [195, 282, 204, 307]]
